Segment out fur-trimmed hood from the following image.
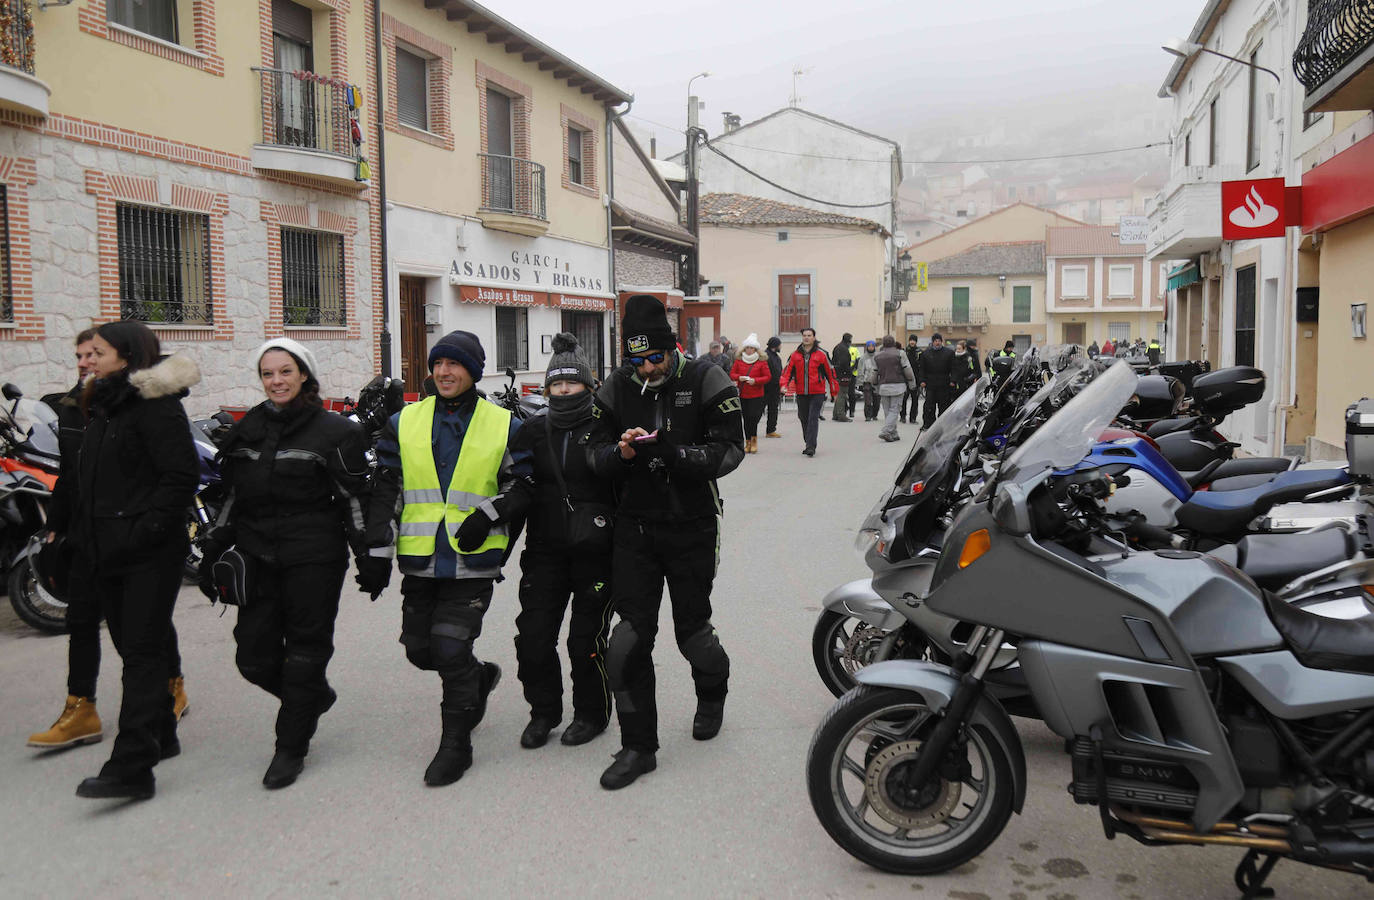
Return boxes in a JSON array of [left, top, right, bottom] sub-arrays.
[[129, 353, 201, 400]]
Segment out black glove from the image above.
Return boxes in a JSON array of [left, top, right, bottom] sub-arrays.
[[355, 555, 392, 600], [649, 429, 680, 468], [455, 508, 495, 553], [197, 542, 226, 602]]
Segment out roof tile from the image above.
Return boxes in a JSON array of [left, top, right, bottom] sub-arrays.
[[699, 193, 889, 235]]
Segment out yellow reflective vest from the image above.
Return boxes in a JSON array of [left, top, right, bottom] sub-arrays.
[[396, 396, 511, 557]]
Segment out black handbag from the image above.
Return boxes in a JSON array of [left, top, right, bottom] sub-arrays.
[[210, 548, 255, 608], [546, 416, 614, 553]]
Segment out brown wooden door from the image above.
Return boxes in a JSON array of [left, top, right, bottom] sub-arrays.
[[778, 274, 811, 333], [1062, 322, 1085, 345], [398, 276, 427, 393]]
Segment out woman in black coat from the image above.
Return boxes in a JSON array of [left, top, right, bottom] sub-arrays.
[[199, 339, 371, 789], [73, 322, 200, 801]]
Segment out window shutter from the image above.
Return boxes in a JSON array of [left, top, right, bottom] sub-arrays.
[[396, 48, 428, 130], [272, 0, 313, 44]]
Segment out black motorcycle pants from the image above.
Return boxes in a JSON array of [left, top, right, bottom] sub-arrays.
[[233, 559, 346, 755], [67, 550, 182, 700], [94, 545, 183, 781], [400, 574, 493, 712], [606, 515, 730, 753], [515, 545, 613, 726], [922, 384, 953, 428]]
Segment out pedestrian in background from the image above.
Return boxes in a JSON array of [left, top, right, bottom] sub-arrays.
[[701, 341, 730, 371], [198, 338, 371, 789], [900, 335, 921, 424], [953, 339, 981, 395], [781, 327, 839, 457], [763, 336, 784, 439], [72, 322, 200, 801], [1148, 337, 1162, 365], [828, 332, 854, 423], [857, 340, 879, 422], [359, 330, 532, 787], [873, 336, 916, 443], [587, 294, 743, 789], [1087, 340, 1100, 360], [729, 334, 771, 454], [508, 334, 614, 751], [917, 332, 956, 428], [29, 330, 191, 752]]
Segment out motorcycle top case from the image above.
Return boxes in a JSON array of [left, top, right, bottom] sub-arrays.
[[1125, 375, 1185, 421], [1158, 360, 1203, 392], [1190, 366, 1265, 417], [1346, 397, 1374, 478]]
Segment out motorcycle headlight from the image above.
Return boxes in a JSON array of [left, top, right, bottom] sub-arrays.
[[854, 528, 880, 560]]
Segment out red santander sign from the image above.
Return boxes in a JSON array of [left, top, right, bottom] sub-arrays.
[[1221, 177, 1288, 239]]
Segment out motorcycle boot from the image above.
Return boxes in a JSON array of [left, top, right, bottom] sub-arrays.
[[28, 695, 103, 749], [262, 750, 305, 789], [692, 700, 725, 741], [680, 624, 729, 740], [169, 676, 189, 721], [599, 747, 656, 790], [424, 706, 475, 787]]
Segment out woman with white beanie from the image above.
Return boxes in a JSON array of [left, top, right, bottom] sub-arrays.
[[197, 338, 372, 789], [728, 333, 772, 454]]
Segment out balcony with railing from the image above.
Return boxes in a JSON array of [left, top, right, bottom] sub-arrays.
[[1145, 163, 1246, 260], [476, 153, 549, 237], [1294, 0, 1374, 112], [250, 67, 365, 189], [928, 306, 991, 329], [0, 0, 49, 118]]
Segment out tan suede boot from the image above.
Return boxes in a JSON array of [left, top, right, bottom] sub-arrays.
[[170, 676, 189, 721], [27, 696, 103, 748]]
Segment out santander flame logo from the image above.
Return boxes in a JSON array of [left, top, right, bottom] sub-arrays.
[[1228, 185, 1279, 229]]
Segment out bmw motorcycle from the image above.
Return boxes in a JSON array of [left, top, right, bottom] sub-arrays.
[[805, 362, 1374, 894], [0, 385, 65, 633]]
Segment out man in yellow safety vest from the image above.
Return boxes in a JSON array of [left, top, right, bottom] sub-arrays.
[[357, 330, 532, 787]]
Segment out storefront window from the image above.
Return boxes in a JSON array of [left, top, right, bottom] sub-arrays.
[[496, 306, 528, 370]]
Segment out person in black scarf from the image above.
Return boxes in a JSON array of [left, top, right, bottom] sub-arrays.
[[504, 334, 616, 750]]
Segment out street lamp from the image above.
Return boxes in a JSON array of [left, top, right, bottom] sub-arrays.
[[688, 71, 711, 97], [1161, 37, 1281, 85]]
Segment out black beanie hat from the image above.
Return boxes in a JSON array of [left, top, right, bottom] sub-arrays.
[[766, 336, 781, 349], [428, 330, 485, 381], [622, 294, 675, 356], [545, 332, 594, 389]]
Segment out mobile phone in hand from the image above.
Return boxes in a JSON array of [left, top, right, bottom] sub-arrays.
[[632, 431, 659, 445]]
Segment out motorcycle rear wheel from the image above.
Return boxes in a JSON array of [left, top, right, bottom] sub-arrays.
[[8, 557, 67, 634], [806, 685, 1013, 874]]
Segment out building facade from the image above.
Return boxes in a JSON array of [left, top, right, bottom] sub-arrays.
[[697, 193, 888, 348], [0, 0, 378, 408], [1045, 225, 1165, 347]]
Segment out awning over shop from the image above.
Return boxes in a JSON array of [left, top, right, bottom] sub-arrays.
[[457, 284, 615, 312], [1167, 261, 1200, 291]]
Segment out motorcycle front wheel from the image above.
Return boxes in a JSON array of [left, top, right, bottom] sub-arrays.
[[806, 685, 1013, 875], [812, 612, 930, 698], [8, 557, 67, 634]]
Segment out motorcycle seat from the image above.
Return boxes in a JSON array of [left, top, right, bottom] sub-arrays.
[[1209, 529, 1357, 590], [1206, 473, 1280, 492], [1263, 589, 1374, 675], [1210, 457, 1295, 479], [1175, 468, 1353, 535]]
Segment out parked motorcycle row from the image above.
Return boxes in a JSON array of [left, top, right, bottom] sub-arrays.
[[806, 350, 1374, 895], [0, 366, 543, 635]]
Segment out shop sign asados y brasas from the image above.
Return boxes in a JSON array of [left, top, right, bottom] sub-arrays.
[[449, 251, 606, 292]]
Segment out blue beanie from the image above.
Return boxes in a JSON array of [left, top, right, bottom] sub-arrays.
[[428, 330, 485, 381]]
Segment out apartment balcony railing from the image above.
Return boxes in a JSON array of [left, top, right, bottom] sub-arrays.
[[477, 154, 548, 237], [1294, 0, 1374, 111], [0, 0, 48, 118], [928, 307, 991, 329], [250, 67, 363, 188]]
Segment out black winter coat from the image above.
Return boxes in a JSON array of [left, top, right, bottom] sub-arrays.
[[830, 341, 855, 378], [70, 356, 200, 574], [510, 410, 615, 545], [764, 348, 783, 395], [209, 401, 370, 567], [44, 382, 86, 536], [917, 345, 956, 386], [588, 353, 744, 519]]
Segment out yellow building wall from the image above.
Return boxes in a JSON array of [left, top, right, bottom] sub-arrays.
[[35, 3, 277, 153], [700, 225, 886, 343], [1313, 213, 1374, 452], [921, 274, 1048, 351], [1047, 312, 1164, 346], [380, 3, 607, 246]]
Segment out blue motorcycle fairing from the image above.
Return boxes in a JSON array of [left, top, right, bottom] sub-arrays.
[[1062, 437, 1191, 502]]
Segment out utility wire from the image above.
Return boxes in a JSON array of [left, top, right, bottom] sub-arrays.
[[704, 141, 893, 209]]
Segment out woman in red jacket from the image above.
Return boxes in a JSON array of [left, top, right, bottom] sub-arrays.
[[729, 334, 772, 454]]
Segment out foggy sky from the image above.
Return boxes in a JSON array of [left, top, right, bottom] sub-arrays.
[[480, 0, 1208, 160]]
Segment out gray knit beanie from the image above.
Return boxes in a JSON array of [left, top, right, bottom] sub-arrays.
[[545, 332, 595, 389]]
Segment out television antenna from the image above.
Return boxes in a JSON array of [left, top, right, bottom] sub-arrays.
[[789, 67, 811, 108]]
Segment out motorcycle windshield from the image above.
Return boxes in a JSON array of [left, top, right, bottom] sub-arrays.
[[1002, 360, 1137, 484], [1002, 353, 1096, 442], [13, 399, 59, 458]]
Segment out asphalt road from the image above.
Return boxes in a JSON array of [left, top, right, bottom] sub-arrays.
[[0, 409, 1365, 899]]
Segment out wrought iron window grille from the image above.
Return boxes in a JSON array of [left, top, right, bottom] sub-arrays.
[[281, 226, 346, 327], [116, 202, 212, 325]]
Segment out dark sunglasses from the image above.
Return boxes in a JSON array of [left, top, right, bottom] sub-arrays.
[[628, 352, 667, 366]]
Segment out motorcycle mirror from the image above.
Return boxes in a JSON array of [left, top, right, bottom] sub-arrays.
[[504, 367, 515, 379], [991, 481, 1034, 536], [2, 383, 21, 401]]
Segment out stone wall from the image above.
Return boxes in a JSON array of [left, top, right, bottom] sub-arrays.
[[0, 129, 376, 415], [614, 247, 676, 289]]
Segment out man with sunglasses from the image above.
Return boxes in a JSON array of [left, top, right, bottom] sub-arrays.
[[586, 294, 744, 790]]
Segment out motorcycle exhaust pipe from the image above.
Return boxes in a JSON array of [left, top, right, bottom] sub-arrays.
[[1113, 807, 1290, 851], [1137, 825, 1290, 852]]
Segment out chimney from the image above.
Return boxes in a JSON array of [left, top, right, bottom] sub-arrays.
[[650, 135, 656, 158], [722, 112, 741, 133]]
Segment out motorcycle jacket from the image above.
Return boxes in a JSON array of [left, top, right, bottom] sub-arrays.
[[209, 401, 370, 567], [509, 408, 614, 544], [588, 353, 744, 520]]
